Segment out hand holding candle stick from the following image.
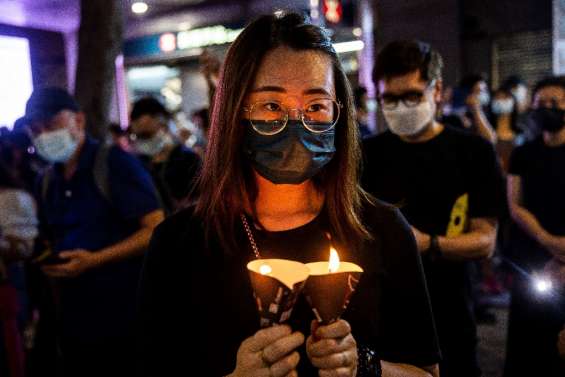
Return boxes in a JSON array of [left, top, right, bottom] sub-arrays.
[[304, 247, 361, 376], [306, 319, 358, 376]]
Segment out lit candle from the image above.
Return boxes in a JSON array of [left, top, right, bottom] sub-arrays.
[[247, 259, 310, 327], [304, 247, 363, 324], [259, 263, 272, 275], [328, 247, 340, 273]]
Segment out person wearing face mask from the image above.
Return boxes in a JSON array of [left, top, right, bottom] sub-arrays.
[[353, 86, 373, 138], [444, 74, 497, 144], [499, 75, 540, 143], [129, 97, 201, 214], [138, 13, 441, 377], [488, 87, 523, 172], [504, 76, 565, 377], [502, 75, 530, 115], [23, 87, 165, 377], [362, 40, 505, 377]]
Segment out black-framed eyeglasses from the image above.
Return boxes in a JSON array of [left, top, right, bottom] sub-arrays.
[[242, 98, 342, 136], [378, 81, 436, 111]]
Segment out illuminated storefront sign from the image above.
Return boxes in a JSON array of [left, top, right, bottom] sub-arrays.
[[176, 26, 242, 50], [124, 25, 243, 59], [323, 0, 343, 24], [159, 33, 177, 53]]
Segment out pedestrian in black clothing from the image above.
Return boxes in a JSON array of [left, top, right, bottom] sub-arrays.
[[138, 13, 441, 377], [364, 40, 505, 377]]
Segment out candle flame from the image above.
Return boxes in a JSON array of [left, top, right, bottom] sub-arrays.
[[259, 264, 272, 275], [328, 247, 340, 273]]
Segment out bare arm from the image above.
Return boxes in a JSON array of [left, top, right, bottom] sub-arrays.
[[470, 107, 497, 144], [413, 217, 497, 260], [507, 175, 565, 260], [382, 361, 439, 377], [95, 209, 164, 265], [507, 174, 550, 245], [437, 217, 497, 260], [42, 209, 165, 278]]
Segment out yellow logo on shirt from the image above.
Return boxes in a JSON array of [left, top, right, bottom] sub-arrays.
[[446, 193, 468, 237]]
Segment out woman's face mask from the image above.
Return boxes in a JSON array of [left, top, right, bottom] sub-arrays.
[[242, 46, 340, 184], [244, 120, 336, 184]]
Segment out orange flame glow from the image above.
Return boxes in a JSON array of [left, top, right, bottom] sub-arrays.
[[328, 247, 340, 273]]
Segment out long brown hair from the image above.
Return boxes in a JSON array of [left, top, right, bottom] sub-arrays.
[[195, 11, 372, 253]]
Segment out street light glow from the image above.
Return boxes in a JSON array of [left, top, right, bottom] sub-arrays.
[[132, 2, 148, 15]]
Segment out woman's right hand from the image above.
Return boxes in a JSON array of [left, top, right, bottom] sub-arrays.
[[228, 324, 304, 377]]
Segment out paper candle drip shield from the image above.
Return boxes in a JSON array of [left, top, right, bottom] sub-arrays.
[[304, 249, 363, 324], [247, 259, 310, 328]]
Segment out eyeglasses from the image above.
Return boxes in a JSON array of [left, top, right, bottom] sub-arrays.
[[378, 81, 435, 111], [242, 98, 342, 136]]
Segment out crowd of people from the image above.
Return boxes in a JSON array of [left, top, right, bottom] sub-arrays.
[[0, 10, 565, 377]]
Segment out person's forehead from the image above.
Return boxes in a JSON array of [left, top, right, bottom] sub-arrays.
[[378, 70, 426, 94], [476, 81, 487, 90], [31, 109, 73, 124], [251, 47, 335, 94], [494, 91, 511, 99], [536, 85, 565, 99]]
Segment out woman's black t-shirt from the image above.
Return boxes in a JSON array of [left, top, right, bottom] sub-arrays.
[[137, 199, 441, 376]]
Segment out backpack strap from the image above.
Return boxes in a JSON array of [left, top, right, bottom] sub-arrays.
[[40, 166, 53, 204], [93, 143, 112, 203]]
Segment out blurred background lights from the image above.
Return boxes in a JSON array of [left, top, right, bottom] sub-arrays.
[[533, 277, 553, 294], [131, 2, 148, 15]]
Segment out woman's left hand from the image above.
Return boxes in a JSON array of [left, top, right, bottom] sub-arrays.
[[306, 319, 358, 377]]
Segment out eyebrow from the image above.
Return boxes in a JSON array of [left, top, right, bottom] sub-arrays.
[[380, 89, 426, 97], [251, 86, 333, 96]]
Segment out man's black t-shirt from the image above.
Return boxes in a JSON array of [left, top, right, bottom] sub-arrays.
[[504, 139, 565, 377], [138, 200, 441, 376], [362, 126, 504, 377], [508, 138, 565, 269]]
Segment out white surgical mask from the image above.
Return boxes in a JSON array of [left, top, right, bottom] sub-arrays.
[[33, 128, 78, 163], [491, 98, 514, 115], [366, 99, 378, 112], [511, 86, 527, 105], [478, 91, 491, 106], [134, 130, 173, 157], [383, 99, 436, 137]]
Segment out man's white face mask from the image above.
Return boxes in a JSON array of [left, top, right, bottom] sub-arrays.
[[382, 92, 436, 137]]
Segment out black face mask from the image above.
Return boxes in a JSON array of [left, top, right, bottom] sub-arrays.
[[244, 120, 336, 184], [532, 107, 565, 133]]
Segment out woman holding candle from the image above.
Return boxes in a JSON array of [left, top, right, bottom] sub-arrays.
[[138, 12, 441, 377]]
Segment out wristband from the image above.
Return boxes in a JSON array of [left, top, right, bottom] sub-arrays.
[[357, 345, 382, 377]]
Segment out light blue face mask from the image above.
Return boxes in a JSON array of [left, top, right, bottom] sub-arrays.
[[244, 120, 336, 184], [478, 91, 491, 107], [491, 99, 514, 115], [33, 128, 78, 163]]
